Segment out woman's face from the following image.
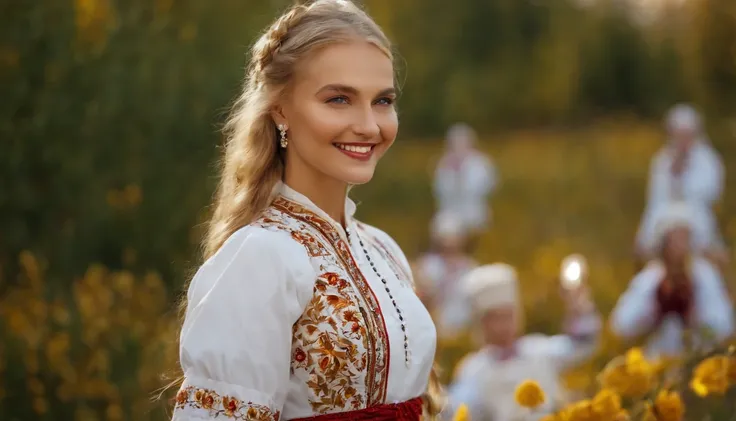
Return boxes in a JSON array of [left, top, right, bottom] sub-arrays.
[[273, 40, 398, 188], [669, 126, 697, 153], [481, 305, 520, 347]]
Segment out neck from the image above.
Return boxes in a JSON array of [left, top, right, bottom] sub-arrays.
[[283, 167, 348, 225]]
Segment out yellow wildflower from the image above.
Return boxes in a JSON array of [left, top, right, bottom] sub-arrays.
[[612, 409, 630, 421], [561, 400, 595, 421], [452, 404, 469, 421], [514, 380, 546, 409], [591, 388, 621, 418], [538, 415, 559, 421], [689, 356, 730, 397], [599, 350, 654, 398], [646, 390, 684, 421]]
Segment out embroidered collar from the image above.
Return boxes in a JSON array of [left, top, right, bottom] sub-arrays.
[[273, 181, 357, 236]]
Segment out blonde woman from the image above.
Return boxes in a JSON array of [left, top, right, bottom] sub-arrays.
[[172, 1, 442, 420]]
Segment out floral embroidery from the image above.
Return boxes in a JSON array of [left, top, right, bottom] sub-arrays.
[[257, 198, 390, 411], [175, 386, 280, 421], [292, 272, 368, 412]]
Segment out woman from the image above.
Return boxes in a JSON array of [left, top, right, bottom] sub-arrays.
[[635, 103, 726, 268], [415, 212, 477, 339], [172, 2, 442, 420], [433, 123, 496, 236], [613, 202, 734, 359]]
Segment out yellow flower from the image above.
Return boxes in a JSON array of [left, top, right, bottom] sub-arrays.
[[514, 380, 546, 409], [599, 348, 655, 398], [591, 388, 621, 418], [689, 356, 730, 397], [538, 415, 559, 421], [647, 390, 684, 421], [452, 404, 470, 421], [561, 400, 595, 421]]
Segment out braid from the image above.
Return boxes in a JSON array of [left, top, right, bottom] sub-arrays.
[[251, 5, 309, 79]]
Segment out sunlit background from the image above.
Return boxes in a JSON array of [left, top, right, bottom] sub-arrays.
[[2, 0, 736, 419]]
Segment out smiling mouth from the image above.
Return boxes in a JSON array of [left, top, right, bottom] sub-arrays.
[[333, 143, 375, 161]]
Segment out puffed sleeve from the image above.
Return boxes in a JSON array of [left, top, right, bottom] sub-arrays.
[[173, 227, 315, 421], [692, 259, 734, 342], [696, 145, 724, 206], [609, 265, 661, 340]]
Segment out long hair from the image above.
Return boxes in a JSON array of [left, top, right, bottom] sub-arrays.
[[174, 1, 445, 418]]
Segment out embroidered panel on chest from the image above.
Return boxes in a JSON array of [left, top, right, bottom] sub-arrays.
[[291, 271, 370, 413], [254, 205, 390, 410]]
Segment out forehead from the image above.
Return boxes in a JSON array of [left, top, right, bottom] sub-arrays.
[[294, 40, 394, 93]]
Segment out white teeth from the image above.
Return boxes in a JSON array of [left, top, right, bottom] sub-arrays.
[[336, 144, 372, 154]]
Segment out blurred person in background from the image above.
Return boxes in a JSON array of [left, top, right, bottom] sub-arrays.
[[414, 212, 478, 341], [612, 202, 734, 360], [635, 103, 727, 269], [447, 263, 601, 421], [172, 2, 444, 420], [433, 123, 497, 238]]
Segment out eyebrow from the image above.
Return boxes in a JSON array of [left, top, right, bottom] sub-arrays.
[[316, 84, 396, 98]]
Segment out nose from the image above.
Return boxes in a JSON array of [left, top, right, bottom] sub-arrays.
[[351, 104, 380, 139]]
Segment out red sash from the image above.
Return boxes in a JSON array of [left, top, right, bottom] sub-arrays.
[[290, 397, 423, 421]]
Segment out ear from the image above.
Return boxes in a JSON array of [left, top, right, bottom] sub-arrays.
[[270, 104, 287, 128]]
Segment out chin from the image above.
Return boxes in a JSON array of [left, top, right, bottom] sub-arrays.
[[337, 167, 377, 186]]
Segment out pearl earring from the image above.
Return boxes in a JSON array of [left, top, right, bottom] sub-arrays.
[[278, 124, 288, 148]]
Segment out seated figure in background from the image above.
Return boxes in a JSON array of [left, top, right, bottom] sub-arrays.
[[447, 263, 601, 421], [613, 202, 734, 360]]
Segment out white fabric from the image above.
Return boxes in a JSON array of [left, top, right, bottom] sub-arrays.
[[448, 328, 600, 421], [431, 211, 466, 241], [174, 182, 437, 420], [610, 258, 734, 359], [636, 142, 724, 254], [463, 264, 519, 313], [665, 103, 702, 133], [416, 253, 477, 335], [433, 151, 496, 232]]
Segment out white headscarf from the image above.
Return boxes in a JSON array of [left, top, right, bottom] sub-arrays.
[[664, 103, 709, 144], [445, 123, 477, 152]]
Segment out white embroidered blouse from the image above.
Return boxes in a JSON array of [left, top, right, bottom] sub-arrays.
[[173, 183, 437, 421]]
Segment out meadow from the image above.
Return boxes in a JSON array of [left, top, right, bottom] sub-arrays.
[[3, 120, 736, 420]]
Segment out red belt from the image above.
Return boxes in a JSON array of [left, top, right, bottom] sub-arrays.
[[290, 397, 423, 421]]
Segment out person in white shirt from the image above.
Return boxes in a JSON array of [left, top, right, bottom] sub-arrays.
[[414, 212, 478, 339], [448, 263, 601, 421], [172, 2, 442, 420], [613, 202, 734, 360], [635, 103, 726, 268], [433, 123, 497, 235]]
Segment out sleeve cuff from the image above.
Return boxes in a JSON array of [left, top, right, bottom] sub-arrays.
[[173, 376, 281, 421]]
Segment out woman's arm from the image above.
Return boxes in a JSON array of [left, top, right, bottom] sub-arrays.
[[173, 227, 314, 420]]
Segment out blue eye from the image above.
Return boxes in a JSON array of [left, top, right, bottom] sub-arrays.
[[327, 96, 349, 104], [375, 97, 395, 106]]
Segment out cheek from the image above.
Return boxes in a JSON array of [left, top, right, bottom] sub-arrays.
[[295, 104, 348, 145], [378, 110, 399, 145]]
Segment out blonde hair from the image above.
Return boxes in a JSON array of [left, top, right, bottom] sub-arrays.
[[204, 0, 391, 258], [190, 0, 444, 418]]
